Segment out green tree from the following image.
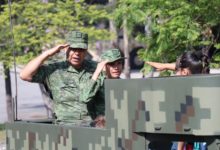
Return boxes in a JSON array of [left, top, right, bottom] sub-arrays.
[[0, 0, 110, 121], [113, 0, 147, 78], [0, 0, 110, 65], [140, 0, 220, 70], [113, 0, 220, 74]]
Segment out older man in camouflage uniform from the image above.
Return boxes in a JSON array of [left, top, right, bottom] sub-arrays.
[[20, 31, 101, 126]]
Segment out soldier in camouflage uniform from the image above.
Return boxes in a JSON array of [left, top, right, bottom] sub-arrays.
[[86, 49, 126, 127], [20, 31, 102, 126]]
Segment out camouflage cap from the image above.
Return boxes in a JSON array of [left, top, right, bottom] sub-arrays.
[[66, 31, 88, 49], [101, 49, 126, 63]]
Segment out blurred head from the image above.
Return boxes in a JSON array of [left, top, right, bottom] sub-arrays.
[[101, 49, 125, 79], [175, 51, 206, 76], [105, 60, 123, 79], [66, 48, 87, 69], [66, 31, 88, 68]]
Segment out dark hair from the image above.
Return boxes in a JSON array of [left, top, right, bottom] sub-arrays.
[[176, 50, 210, 74]]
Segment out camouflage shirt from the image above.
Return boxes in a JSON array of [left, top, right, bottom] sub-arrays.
[[88, 77, 122, 119], [32, 60, 101, 123], [86, 74, 105, 119]]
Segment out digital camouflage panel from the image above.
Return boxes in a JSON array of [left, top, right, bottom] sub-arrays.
[[6, 74, 220, 150]]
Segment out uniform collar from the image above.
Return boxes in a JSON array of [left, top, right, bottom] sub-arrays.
[[66, 61, 86, 74]]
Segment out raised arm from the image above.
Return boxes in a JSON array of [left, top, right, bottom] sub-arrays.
[[145, 61, 176, 71], [80, 60, 108, 103], [92, 60, 108, 81], [20, 44, 69, 81]]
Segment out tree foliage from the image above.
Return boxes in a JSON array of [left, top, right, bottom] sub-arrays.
[[1, 0, 220, 73], [0, 0, 110, 67], [113, 0, 220, 73], [140, 0, 220, 60], [113, 0, 147, 34]]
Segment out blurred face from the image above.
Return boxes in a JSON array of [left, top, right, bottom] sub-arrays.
[[67, 48, 86, 69], [175, 68, 191, 76], [106, 60, 123, 79]]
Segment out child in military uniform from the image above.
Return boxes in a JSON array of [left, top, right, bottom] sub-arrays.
[[85, 49, 126, 128]]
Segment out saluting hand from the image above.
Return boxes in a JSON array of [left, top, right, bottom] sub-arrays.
[[96, 60, 109, 73], [46, 44, 69, 57], [145, 61, 167, 71], [146, 61, 176, 71], [92, 60, 109, 81]]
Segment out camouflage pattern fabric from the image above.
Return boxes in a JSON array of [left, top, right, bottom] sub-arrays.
[[6, 74, 220, 150], [66, 31, 88, 49], [87, 48, 126, 119], [100, 49, 125, 63], [87, 77, 105, 119], [32, 59, 101, 124]]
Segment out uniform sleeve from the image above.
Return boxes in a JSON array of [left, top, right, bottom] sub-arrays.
[[31, 65, 49, 83], [31, 62, 59, 83], [80, 74, 105, 103]]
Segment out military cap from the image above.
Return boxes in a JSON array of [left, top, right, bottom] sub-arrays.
[[66, 31, 88, 49], [101, 49, 126, 63]]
